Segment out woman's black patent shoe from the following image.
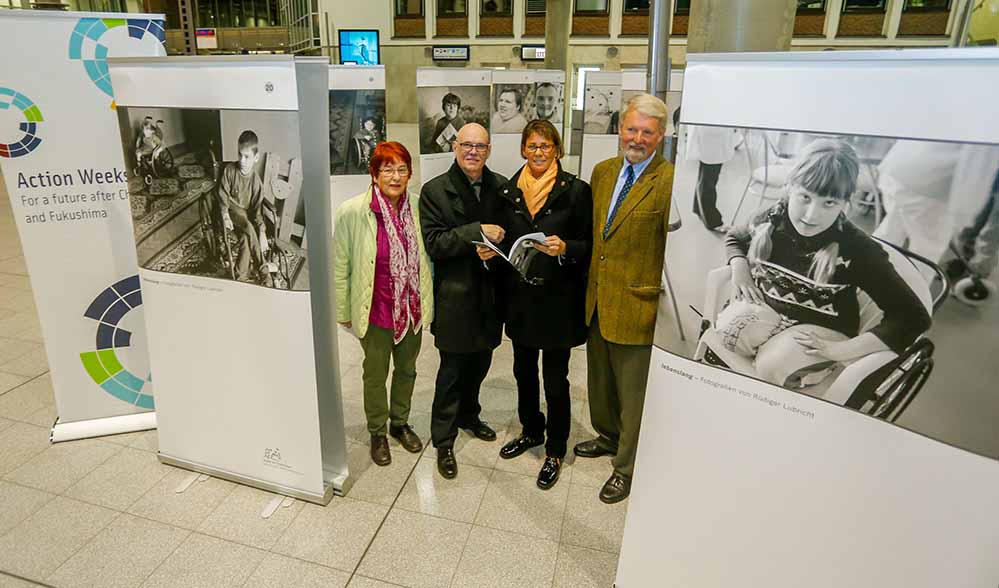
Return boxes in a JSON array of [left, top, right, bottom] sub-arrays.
[[537, 457, 562, 490]]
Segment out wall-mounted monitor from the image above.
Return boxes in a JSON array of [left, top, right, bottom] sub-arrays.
[[338, 29, 380, 65]]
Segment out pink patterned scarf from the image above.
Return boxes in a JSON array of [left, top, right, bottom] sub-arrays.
[[372, 185, 423, 343]]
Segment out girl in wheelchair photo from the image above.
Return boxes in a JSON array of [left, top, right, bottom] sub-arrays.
[[709, 138, 932, 391]]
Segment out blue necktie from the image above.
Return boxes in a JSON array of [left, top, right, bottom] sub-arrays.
[[603, 165, 635, 239]]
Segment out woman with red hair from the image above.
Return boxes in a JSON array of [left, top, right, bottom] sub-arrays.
[[334, 141, 434, 466]]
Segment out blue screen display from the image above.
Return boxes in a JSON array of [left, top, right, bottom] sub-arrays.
[[338, 30, 379, 65]]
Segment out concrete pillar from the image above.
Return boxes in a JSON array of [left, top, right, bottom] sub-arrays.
[[545, 0, 572, 134], [687, 0, 798, 53], [544, 0, 571, 71]]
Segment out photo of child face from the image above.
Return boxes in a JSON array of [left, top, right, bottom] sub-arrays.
[[496, 91, 518, 120], [363, 119, 376, 132], [142, 125, 155, 137], [238, 145, 258, 175], [787, 185, 847, 237], [444, 101, 459, 120]]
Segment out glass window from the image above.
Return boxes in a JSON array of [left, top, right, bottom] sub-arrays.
[[198, 0, 215, 26], [525, 0, 545, 15], [797, 0, 825, 12], [574, 0, 608, 13], [218, 0, 231, 27], [842, 0, 886, 12], [232, 0, 244, 26], [674, 0, 690, 15], [395, 0, 423, 17], [437, 0, 466, 16], [481, 0, 511, 15], [623, 0, 649, 12], [270, 0, 281, 26], [248, 0, 263, 27], [903, 0, 950, 9]]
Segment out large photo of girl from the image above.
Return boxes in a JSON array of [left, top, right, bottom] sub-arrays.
[[656, 124, 999, 459]]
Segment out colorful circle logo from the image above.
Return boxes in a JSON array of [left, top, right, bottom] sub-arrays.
[[69, 18, 166, 99], [79, 275, 154, 409], [0, 88, 43, 159]]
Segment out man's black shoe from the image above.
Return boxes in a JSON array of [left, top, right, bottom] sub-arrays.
[[499, 434, 544, 460], [437, 448, 458, 479], [459, 419, 497, 442]]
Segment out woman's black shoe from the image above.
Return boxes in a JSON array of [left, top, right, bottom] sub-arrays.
[[499, 434, 544, 460], [537, 457, 562, 490]]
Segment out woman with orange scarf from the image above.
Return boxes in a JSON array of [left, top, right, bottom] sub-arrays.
[[488, 120, 593, 489]]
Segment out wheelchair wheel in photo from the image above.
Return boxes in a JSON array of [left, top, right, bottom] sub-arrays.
[[868, 339, 935, 423], [152, 148, 175, 178]]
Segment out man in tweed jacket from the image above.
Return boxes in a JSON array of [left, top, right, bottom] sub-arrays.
[[574, 93, 674, 504]]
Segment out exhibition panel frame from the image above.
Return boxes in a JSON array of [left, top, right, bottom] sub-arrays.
[[618, 48, 999, 588], [107, 55, 347, 504], [415, 67, 567, 185], [328, 64, 386, 212]]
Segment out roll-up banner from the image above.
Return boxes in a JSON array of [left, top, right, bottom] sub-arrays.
[[416, 67, 492, 184], [329, 65, 386, 213], [107, 56, 348, 504], [0, 11, 166, 442], [619, 49, 999, 587]]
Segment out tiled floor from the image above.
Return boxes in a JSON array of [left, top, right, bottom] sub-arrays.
[[0, 172, 625, 587]]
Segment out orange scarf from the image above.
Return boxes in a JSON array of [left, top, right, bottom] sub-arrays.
[[517, 161, 558, 218]]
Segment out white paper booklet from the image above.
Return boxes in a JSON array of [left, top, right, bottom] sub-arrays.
[[473, 231, 547, 278]]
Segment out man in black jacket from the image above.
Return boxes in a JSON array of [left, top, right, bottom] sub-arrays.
[[419, 123, 507, 479]]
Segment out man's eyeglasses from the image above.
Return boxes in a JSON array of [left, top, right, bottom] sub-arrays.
[[525, 143, 554, 153], [379, 167, 410, 178], [457, 142, 490, 152]]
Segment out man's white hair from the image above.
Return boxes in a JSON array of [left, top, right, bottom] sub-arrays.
[[622, 92, 668, 129]]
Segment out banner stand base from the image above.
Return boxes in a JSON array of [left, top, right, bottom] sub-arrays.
[[158, 453, 341, 505], [50, 412, 157, 444]]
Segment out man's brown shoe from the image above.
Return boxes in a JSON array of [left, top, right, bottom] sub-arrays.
[[389, 424, 424, 454], [370, 435, 391, 466], [599, 473, 631, 504], [573, 438, 615, 459]]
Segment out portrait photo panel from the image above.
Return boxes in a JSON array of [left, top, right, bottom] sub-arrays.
[[531, 81, 564, 125], [583, 83, 621, 135], [330, 89, 386, 176], [417, 85, 491, 155], [116, 107, 309, 291], [490, 82, 533, 136]]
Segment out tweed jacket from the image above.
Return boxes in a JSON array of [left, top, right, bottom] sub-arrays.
[[333, 186, 434, 339], [585, 154, 674, 345]]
